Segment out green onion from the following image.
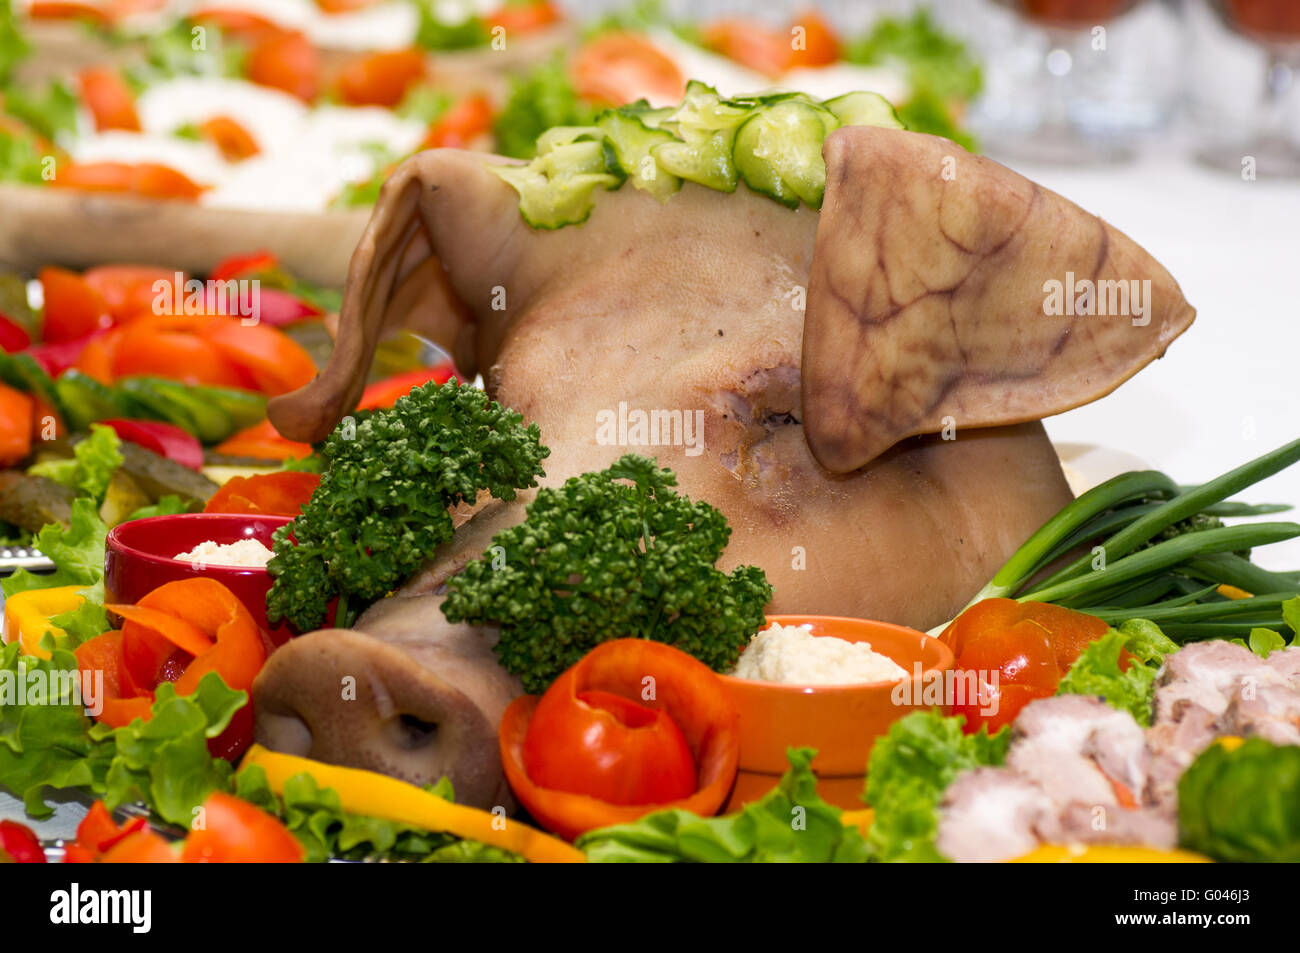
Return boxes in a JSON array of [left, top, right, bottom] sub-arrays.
[[1183, 554, 1300, 595], [961, 470, 1178, 606], [1087, 593, 1294, 625], [1034, 438, 1300, 591], [1020, 523, 1300, 605]]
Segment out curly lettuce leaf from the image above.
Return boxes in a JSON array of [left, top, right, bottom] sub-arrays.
[[2, 498, 107, 598], [28, 423, 123, 503], [0, 642, 114, 817], [493, 57, 595, 159], [0, 647, 245, 824], [863, 710, 1010, 862], [98, 675, 243, 826], [1055, 618, 1178, 725], [1178, 738, 1300, 862], [577, 748, 869, 863]]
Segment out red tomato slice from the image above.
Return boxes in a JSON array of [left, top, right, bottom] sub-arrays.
[[201, 321, 318, 396], [486, 1, 561, 34], [191, 7, 284, 40], [357, 364, 456, 409], [198, 116, 260, 160], [180, 793, 303, 863], [203, 471, 321, 517], [79, 66, 141, 132], [700, 19, 792, 77], [26, 2, 109, 23], [786, 10, 840, 69], [571, 32, 685, 106], [83, 265, 182, 323], [248, 31, 321, 102], [499, 639, 740, 840], [50, 162, 207, 201], [335, 48, 426, 108], [422, 94, 495, 150], [0, 384, 33, 468], [39, 266, 112, 342], [73, 329, 121, 383], [109, 323, 253, 389]]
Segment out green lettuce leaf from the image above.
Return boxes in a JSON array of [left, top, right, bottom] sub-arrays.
[[577, 748, 870, 863], [0, 649, 246, 824], [2, 79, 77, 145], [0, 0, 30, 84], [100, 675, 243, 826], [1178, 738, 1300, 862], [493, 58, 595, 159], [0, 642, 114, 818], [125, 494, 195, 522], [28, 423, 123, 503], [863, 711, 1010, 862], [2, 498, 107, 598], [1055, 618, 1178, 725]]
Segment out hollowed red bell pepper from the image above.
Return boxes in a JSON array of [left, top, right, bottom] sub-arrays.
[[499, 639, 740, 841], [939, 598, 1113, 733]]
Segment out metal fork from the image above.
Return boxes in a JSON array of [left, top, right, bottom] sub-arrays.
[[0, 545, 54, 573]]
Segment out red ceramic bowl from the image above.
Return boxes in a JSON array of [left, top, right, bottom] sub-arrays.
[[719, 614, 955, 810], [105, 514, 294, 647]]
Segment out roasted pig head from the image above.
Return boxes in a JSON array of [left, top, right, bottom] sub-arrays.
[[257, 128, 1194, 792]]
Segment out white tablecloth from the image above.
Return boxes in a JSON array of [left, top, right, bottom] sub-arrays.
[[1002, 147, 1300, 572]]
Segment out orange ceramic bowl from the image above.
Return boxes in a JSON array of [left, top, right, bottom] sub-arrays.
[[719, 614, 954, 810]]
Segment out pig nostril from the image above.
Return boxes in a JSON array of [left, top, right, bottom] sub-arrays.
[[391, 713, 439, 750]]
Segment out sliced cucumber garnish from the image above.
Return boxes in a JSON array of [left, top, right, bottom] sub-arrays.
[[734, 101, 839, 208], [823, 91, 906, 130], [491, 139, 623, 229], [597, 108, 681, 201], [498, 85, 909, 227]]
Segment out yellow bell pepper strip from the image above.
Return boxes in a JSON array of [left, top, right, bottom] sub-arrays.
[[239, 745, 586, 864], [840, 808, 874, 837], [1010, 845, 1211, 863], [1, 585, 85, 659], [1216, 584, 1252, 600]]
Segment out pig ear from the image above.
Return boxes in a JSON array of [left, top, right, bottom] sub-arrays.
[[800, 126, 1195, 474], [268, 162, 430, 443]]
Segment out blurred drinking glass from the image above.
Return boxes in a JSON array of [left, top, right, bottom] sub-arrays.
[[1195, 0, 1300, 176], [971, 0, 1180, 163]]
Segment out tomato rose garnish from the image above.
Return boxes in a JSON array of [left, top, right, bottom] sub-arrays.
[[499, 639, 740, 841]]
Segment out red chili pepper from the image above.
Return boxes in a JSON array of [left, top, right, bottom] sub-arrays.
[[101, 418, 205, 470], [0, 819, 46, 863], [25, 334, 103, 377], [240, 287, 321, 327], [209, 250, 279, 283], [0, 313, 31, 353]]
